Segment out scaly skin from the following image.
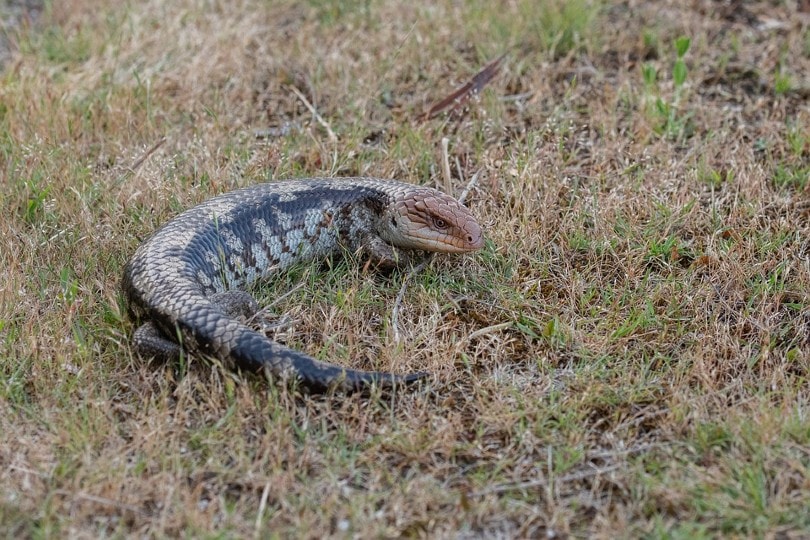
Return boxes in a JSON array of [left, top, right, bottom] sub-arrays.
[[122, 177, 484, 392]]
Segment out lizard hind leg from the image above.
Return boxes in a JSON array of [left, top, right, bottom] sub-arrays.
[[132, 290, 261, 362], [209, 290, 261, 320], [132, 321, 183, 362]]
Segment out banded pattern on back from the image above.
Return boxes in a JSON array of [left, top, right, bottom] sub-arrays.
[[122, 177, 484, 392]]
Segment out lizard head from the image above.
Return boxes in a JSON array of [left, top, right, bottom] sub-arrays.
[[381, 187, 485, 253]]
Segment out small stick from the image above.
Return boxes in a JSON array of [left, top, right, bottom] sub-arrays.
[[115, 136, 166, 185], [249, 282, 305, 323], [391, 270, 413, 345], [458, 168, 482, 205], [290, 85, 337, 143], [441, 137, 453, 195], [473, 464, 623, 497], [254, 482, 272, 537], [53, 489, 147, 516], [461, 321, 512, 343], [130, 137, 166, 173], [419, 53, 507, 120]]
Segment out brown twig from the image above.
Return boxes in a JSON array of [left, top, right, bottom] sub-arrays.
[[418, 53, 507, 120], [115, 136, 166, 185], [130, 137, 166, 172], [441, 137, 453, 195], [290, 85, 337, 142], [472, 464, 623, 497]]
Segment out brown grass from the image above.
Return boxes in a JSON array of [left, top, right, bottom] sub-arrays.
[[1, 0, 809, 537]]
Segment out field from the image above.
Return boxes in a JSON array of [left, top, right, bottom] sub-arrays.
[[1, 0, 809, 537]]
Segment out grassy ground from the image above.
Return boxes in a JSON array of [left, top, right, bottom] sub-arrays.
[[1, 0, 808, 537]]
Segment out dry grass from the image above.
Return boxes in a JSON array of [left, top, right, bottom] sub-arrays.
[[1, 0, 809, 537]]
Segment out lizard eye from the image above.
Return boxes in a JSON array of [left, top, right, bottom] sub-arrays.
[[433, 217, 448, 229]]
